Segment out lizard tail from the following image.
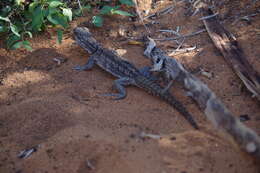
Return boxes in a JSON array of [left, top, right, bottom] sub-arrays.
[[135, 76, 199, 129]]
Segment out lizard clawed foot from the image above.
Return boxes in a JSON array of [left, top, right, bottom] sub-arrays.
[[100, 93, 126, 100], [73, 65, 86, 71], [161, 88, 169, 94], [73, 58, 95, 71]]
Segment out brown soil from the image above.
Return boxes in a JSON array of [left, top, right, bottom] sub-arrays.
[[1, 1, 260, 173]]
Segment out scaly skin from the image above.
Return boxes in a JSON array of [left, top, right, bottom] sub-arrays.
[[73, 27, 199, 129]]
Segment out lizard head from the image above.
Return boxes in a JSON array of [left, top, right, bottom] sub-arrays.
[[73, 27, 100, 54], [150, 56, 164, 71]]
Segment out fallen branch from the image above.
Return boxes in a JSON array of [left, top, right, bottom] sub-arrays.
[[143, 5, 174, 20], [201, 8, 260, 101], [153, 29, 206, 41], [144, 38, 260, 159], [18, 145, 39, 159], [168, 46, 197, 56]]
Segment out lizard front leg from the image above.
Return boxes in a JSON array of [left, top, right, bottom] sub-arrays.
[[73, 55, 96, 71], [139, 66, 158, 81], [103, 77, 134, 100], [152, 59, 181, 93]]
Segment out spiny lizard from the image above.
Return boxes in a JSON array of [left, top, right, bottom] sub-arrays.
[[73, 27, 199, 129]]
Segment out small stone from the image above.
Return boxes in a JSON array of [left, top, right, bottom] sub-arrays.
[[115, 49, 127, 56], [246, 142, 256, 153], [129, 134, 136, 138], [15, 170, 22, 173], [170, 136, 176, 141], [46, 149, 53, 153], [85, 134, 91, 138], [118, 26, 127, 37]]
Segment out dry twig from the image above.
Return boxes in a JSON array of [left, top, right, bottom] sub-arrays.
[[153, 29, 206, 41], [143, 5, 174, 19], [133, 0, 151, 34]]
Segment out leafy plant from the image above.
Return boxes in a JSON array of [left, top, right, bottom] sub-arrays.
[[0, 0, 135, 51], [0, 0, 72, 51], [91, 0, 134, 27], [119, 0, 135, 6]]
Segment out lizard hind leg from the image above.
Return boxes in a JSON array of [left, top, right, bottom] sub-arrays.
[[161, 80, 174, 94], [102, 77, 134, 100]]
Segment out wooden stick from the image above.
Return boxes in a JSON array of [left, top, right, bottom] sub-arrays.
[[201, 8, 260, 101], [153, 29, 206, 41]]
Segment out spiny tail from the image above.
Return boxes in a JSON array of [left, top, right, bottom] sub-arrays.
[[136, 76, 199, 129]]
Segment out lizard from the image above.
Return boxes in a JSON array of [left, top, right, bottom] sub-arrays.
[[73, 27, 199, 130], [144, 37, 184, 92]]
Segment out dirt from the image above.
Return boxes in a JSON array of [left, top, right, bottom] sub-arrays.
[[0, 0, 260, 173]]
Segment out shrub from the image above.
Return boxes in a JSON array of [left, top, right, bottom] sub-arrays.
[[0, 0, 134, 51], [0, 0, 75, 51]]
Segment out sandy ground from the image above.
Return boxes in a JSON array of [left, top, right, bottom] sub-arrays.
[[0, 0, 260, 173]]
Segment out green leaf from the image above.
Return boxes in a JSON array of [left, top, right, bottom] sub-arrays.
[[62, 8, 72, 21], [0, 16, 10, 22], [100, 6, 121, 15], [49, 1, 63, 8], [100, 6, 114, 15], [24, 10, 31, 20], [23, 31, 33, 38], [46, 0, 59, 2], [0, 22, 8, 33], [82, 5, 91, 11], [22, 40, 33, 51], [6, 34, 21, 49], [10, 24, 20, 37], [0, 25, 7, 32], [48, 7, 59, 15], [119, 0, 135, 6], [29, 2, 39, 13], [42, 9, 49, 17], [56, 29, 63, 44], [92, 16, 103, 27], [10, 40, 33, 51], [11, 41, 23, 50], [73, 5, 92, 17], [31, 6, 44, 32], [0, 26, 4, 32], [1, 6, 12, 17], [112, 10, 133, 16], [15, 0, 24, 5], [72, 9, 82, 17], [47, 13, 68, 28]]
